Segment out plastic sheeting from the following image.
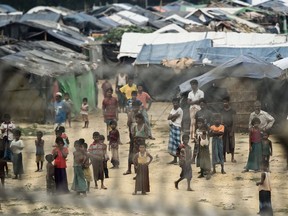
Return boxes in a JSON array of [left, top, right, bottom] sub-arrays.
[[198, 46, 288, 65], [134, 39, 212, 65], [117, 10, 149, 26], [118, 32, 287, 59], [63, 12, 109, 33], [57, 71, 97, 113], [272, 57, 288, 70], [179, 54, 284, 93], [20, 13, 61, 22]]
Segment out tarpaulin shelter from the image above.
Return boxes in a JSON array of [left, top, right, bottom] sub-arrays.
[[0, 41, 97, 122], [179, 54, 284, 93], [134, 39, 212, 65], [178, 54, 284, 131]]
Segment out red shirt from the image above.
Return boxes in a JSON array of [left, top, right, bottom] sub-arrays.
[[52, 147, 69, 168], [250, 128, 262, 143], [102, 97, 118, 120], [137, 92, 151, 109]]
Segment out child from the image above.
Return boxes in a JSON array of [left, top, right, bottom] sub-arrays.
[[1, 114, 16, 161], [256, 167, 273, 215], [261, 131, 273, 171], [198, 129, 211, 180], [167, 98, 183, 164], [133, 143, 153, 195], [63, 93, 73, 128], [35, 131, 44, 172], [55, 126, 69, 148], [101, 79, 112, 98], [88, 132, 107, 189], [174, 134, 193, 191], [10, 129, 24, 180], [45, 154, 55, 195], [193, 118, 205, 165], [80, 98, 89, 128], [126, 91, 142, 114], [71, 140, 87, 196], [210, 114, 226, 174], [124, 101, 142, 175], [83, 142, 92, 192], [52, 137, 69, 193], [108, 120, 120, 169], [0, 151, 8, 188], [99, 135, 109, 178], [243, 117, 262, 172]]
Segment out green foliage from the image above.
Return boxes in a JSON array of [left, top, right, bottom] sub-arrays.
[[103, 25, 154, 44]]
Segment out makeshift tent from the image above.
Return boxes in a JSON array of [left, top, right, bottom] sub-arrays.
[[134, 39, 212, 65], [0, 41, 97, 122], [178, 54, 284, 132], [179, 54, 284, 93], [63, 12, 109, 35], [118, 32, 287, 59], [198, 46, 288, 65]]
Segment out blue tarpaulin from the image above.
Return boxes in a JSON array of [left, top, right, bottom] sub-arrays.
[[179, 54, 284, 93], [134, 39, 212, 65], [198, 46, 288, 65]]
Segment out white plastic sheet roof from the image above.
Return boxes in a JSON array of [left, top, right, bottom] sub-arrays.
[[118, 32, 287, 59], [164, 14, 202, 26], [108, 14, 133, 26], [26, 6, 68, 16], [153, 24, 188, 33], [117, 10, 149, 26]]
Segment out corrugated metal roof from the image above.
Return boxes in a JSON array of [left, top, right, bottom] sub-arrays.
[[0, 41, 89, 77], [20, 12, 62, 22], [257, 0, 288, 14]]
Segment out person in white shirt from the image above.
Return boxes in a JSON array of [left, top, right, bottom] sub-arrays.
[[187, 80, 204, 140], [10, 129, 24, 180], [167, 98, 183, 164], [249, 101, 275, 131]]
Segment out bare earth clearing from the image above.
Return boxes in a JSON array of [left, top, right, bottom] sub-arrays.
[[0, 94, 288, 216]]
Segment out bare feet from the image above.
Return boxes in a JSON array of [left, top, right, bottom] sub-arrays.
[[101, 186, 107, 190], [123, 171, 131, 175], [231, 159, 237, 163], [221, 170, 226, 174], [187, 188, 193, 191], [167, 160, 177, 165], [174, 181, 178, 189]]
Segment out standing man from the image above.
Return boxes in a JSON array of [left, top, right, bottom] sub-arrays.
[[249, 100, 275, 132], [187, 80, 204, 140], [221, 97, 237, 163], [54, 92, 68, 130]]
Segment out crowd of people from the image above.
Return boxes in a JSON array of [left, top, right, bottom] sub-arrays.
[[0, 75, 276, 215], [167, 79, 274, 216]]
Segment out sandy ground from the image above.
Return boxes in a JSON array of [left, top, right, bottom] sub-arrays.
[[1, 90, 288, 216]]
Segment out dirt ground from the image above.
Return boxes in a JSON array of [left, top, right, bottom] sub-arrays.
[[1, 87, 288, 216]]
